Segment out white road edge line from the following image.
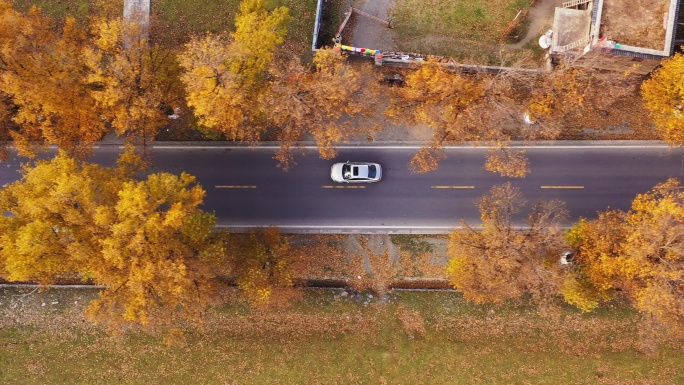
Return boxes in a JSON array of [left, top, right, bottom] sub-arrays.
[[142, 145, 674, 150], [213, 224, 575, 230], [215, 225, 462, 229]]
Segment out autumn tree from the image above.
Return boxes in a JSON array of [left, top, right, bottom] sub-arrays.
[[527, 63, 587, 129], [386, 62, 539, 176], [83, 17, 182, 145], [88, 172, 225, 330], [179, 0, 289, 141], [560, 214, 625, 312], [91, 0, 124, 19], [446, 183, 568, 304], [565, 179, 684, 332], [528, 59, 642, 135], [0, 92, 13, 159], [229, 227, 295, 305], [484, 146, 529, 178], [0, 2, 108, 157], [230, 0, 289, 83], [0, 152, 123, 284], [0, 151, 226, 332], [641, 52, 684, 144], [387, 62, 485, 173], [261, 48, 380, 168]]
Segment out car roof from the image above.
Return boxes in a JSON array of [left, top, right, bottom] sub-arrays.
[[351, 165, 369, 179]]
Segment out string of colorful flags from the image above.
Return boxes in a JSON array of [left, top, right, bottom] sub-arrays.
[[335, 43, 378, 56]]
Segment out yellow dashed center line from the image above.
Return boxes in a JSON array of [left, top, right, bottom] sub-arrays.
[[541, 186, 584, 189], [431, 186, 475, 189], [322, 185, 366, 189], [215, 185, 257, 189]]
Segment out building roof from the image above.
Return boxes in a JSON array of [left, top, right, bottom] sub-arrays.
[[591, 0, 679, 56], [550, 0, 681, 73]]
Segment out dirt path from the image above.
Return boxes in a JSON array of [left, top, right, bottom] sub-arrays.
[[348, 0, 397, 50], [507, 0, 563, 49], [346, 0, 561, 52], [123, 0, 150, 37]]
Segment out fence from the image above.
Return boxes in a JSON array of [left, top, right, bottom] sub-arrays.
[[311, 0, 324, 51]]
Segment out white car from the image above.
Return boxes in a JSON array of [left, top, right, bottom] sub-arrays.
[[330, 161, 382, 183]]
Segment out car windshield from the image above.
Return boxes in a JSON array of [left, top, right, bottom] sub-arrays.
[[368, 165, 377, 178], [342, 164, 352, 179]]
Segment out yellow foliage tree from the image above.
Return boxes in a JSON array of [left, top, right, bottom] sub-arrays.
[[622, 179, 684, 328], [529, 60, 641, 135], [178, 0, 289, 141], [0, 2, 108, 157], [387, 63, 485, 170], [261, 49, 380, 169], [0, 152, 226, 332], [89, 172, 225, 331], [0, 92, 13, 159], [0, 152, 123, 284], [446, 183, 568, 304], [528, 64, 586, 119], [231, 0, 289, 85], [641, 52, 684, 144], [567, 179, 684, 332], [408, 145, 445, 174], [560, 211, 626, 312], [388, 62, 535, 175], [83, 17, 181, 145], [484, 146, 529, 178]]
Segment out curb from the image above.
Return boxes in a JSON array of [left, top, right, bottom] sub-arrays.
[[0, 278, 454, 291], [94, 140, 672, 148]]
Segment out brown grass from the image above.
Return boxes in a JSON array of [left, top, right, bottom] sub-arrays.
[[1, 288, 683, 384], [600, 0, 671, 50]]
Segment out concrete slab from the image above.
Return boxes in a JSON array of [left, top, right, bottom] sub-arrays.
[[552, 7, 592, 48], [347, 0, 398, 50]]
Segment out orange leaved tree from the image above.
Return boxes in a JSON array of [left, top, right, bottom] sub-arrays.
[[0, 152, 226, 332], [83, 17, 183, 146], [386, 62, 485, 173], [564, 179, 684, 333], [260, 48, 380, 169], [0, 2, 107, 158], [446, 183, 568, 304], [641, 52, 684, 144], [178, 0, 289, 141]]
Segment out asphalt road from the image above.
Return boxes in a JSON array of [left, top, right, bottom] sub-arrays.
[[1, 143, 682, 233]]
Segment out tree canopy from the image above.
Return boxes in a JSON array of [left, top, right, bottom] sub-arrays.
[[641, 52, 684, 144], [386, 62, 485, 173], [228, 227, 295, 305], [529, 61, 641, 136], [0, 1, 182, 157], [178, 0, 290, 141], [446, 183, 568, 304], [261, 48, 379, 169], [565, 178, 684, 333], [83, 17, 182, 145], [0, 2, 107, 158], [0, 152, 226, 332], [0, 153, 122, 283], [386, 62, 549, 176]]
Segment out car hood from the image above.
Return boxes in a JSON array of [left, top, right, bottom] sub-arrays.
[[330, 163, 345, 182]]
